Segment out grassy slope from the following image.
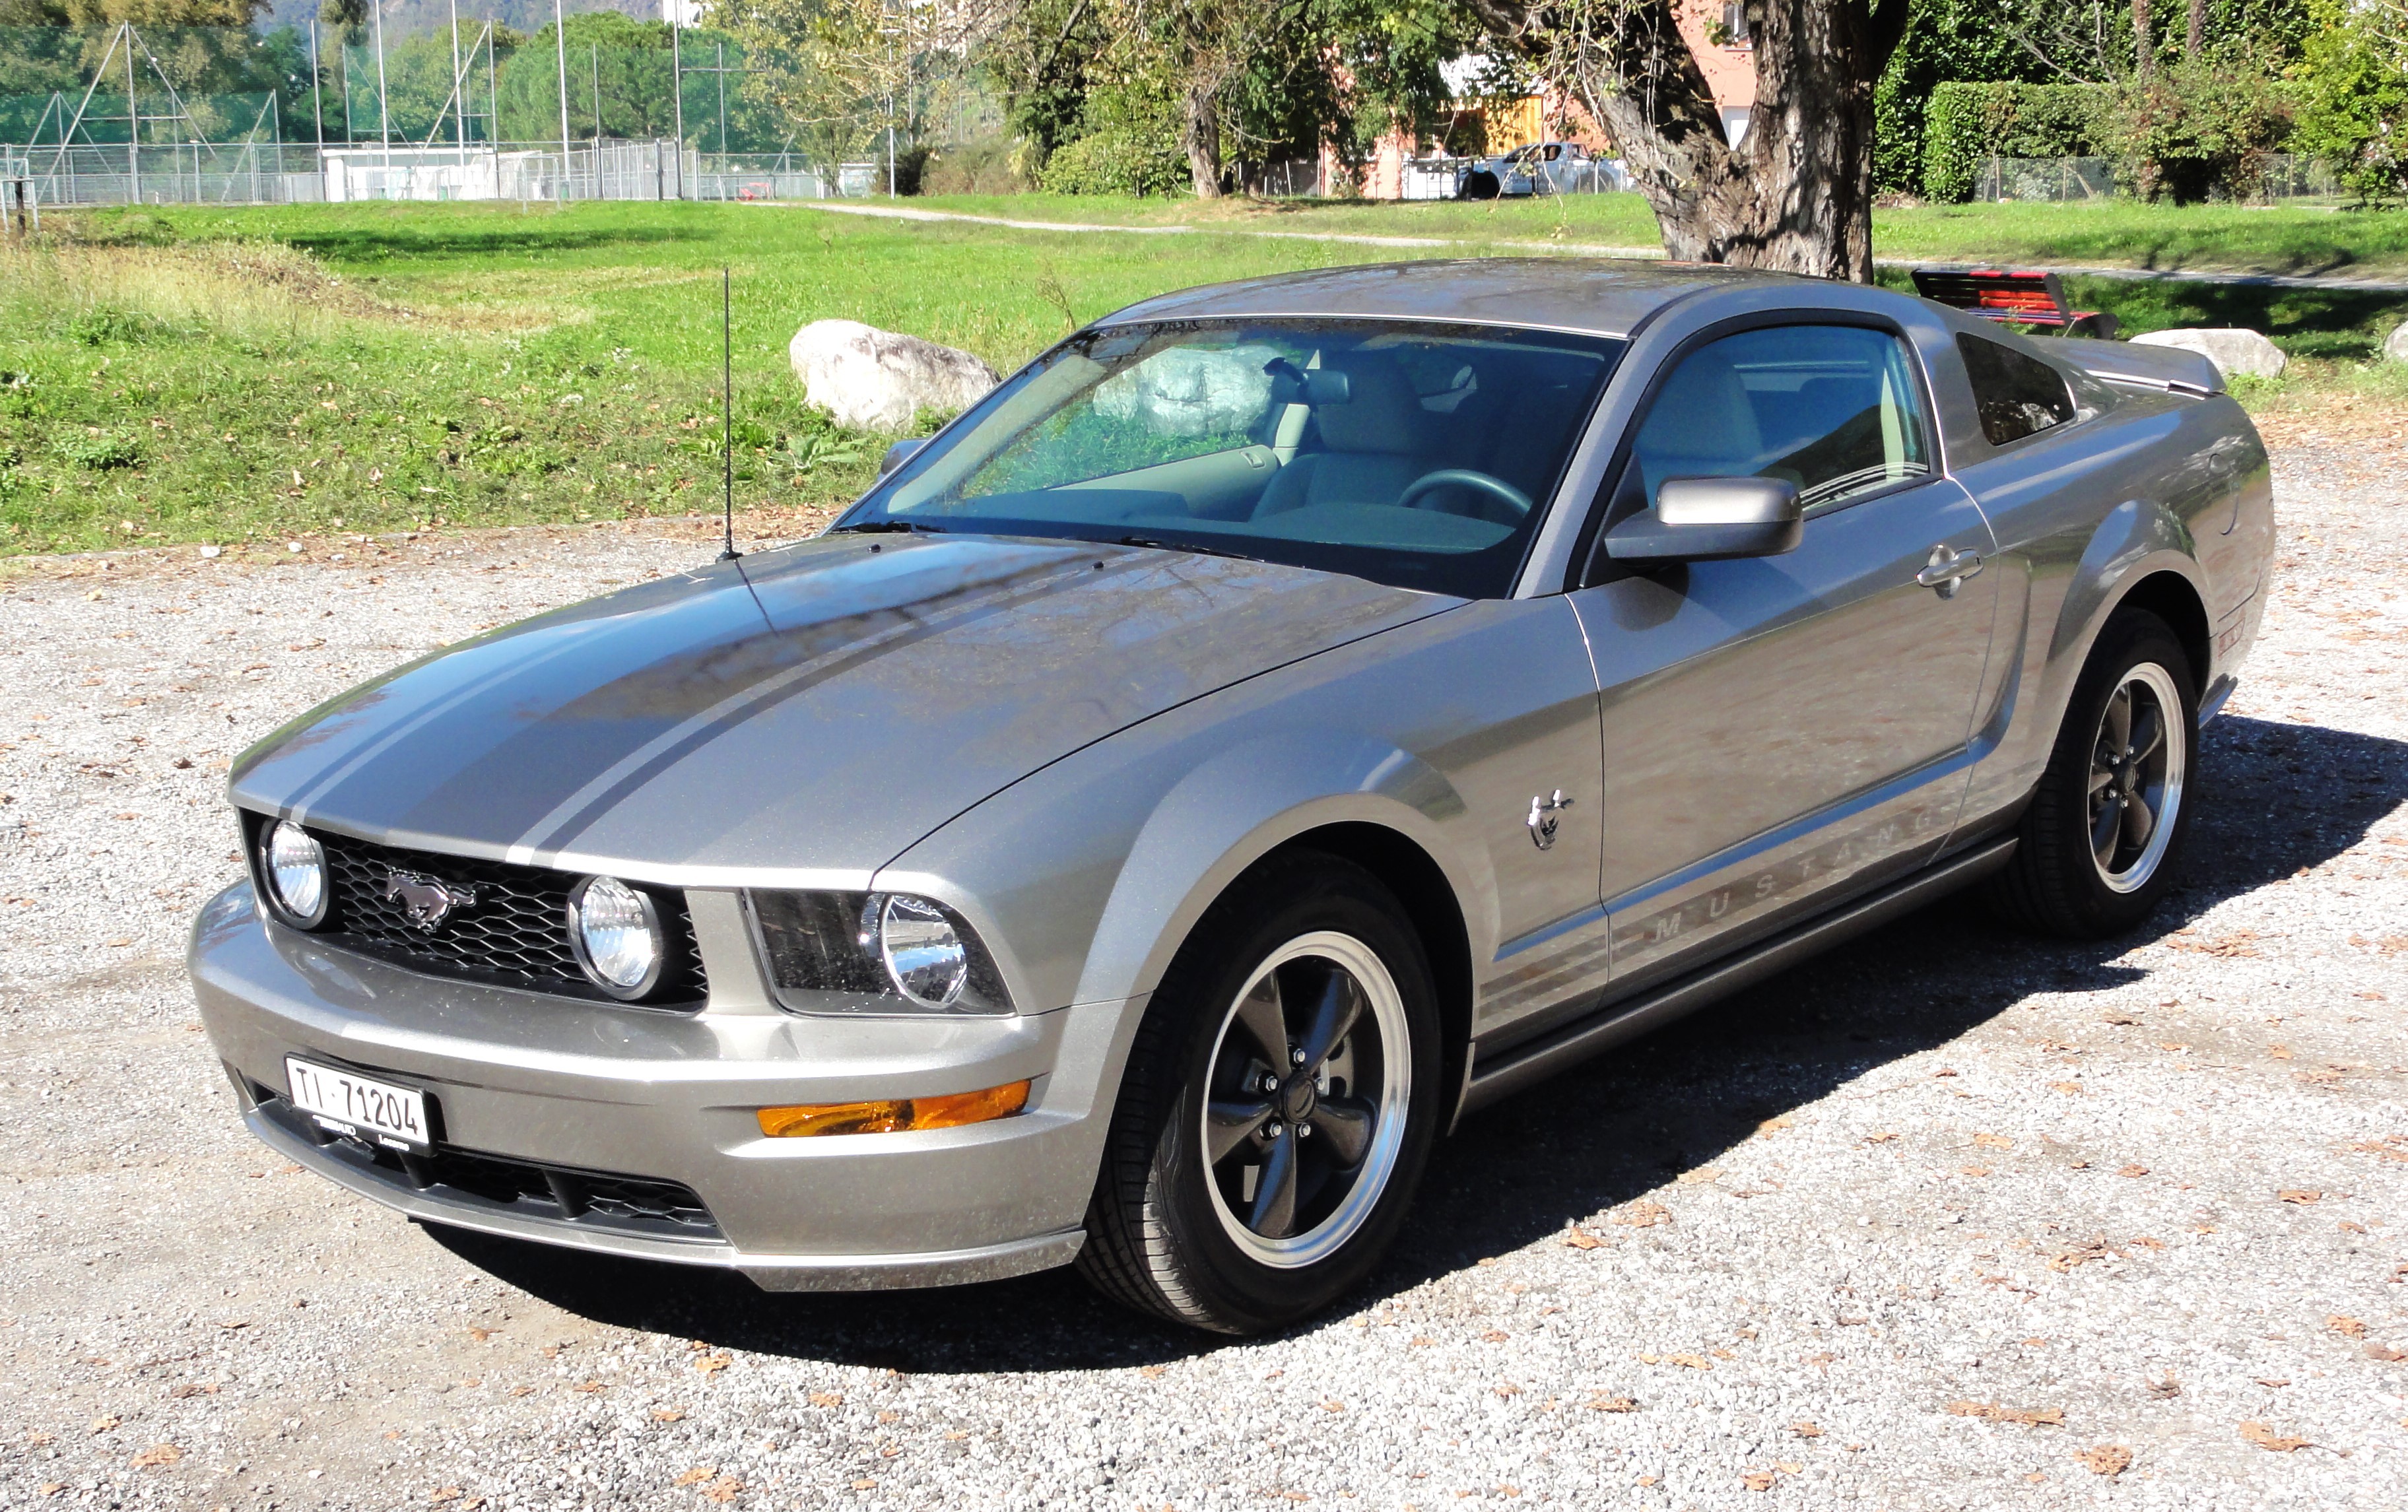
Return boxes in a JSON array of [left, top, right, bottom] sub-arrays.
[[0, 201, 1426, 557], [3, 196, 2403, 560]]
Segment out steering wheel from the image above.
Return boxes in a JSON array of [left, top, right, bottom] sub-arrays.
[[1396, 469, 1533, 521]]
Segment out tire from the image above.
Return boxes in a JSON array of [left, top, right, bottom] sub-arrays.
[[1460, 170, 1500, 200], [1988, 608, 2198, 938], [1075, 852, 1443, 1334]]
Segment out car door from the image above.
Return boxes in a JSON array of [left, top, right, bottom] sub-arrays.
[[1565, 320, 2000, 991]]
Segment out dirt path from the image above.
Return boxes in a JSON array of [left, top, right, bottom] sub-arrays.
[[1, 438, 2403, 1510]]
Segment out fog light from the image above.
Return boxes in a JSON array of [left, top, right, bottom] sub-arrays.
[[265, 820, 329, 927], [567, 875, 664, 998], [755, 1080, 1030, 1138]]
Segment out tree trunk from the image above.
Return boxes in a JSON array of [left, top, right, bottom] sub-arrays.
[[2184, 0, 2203, 57], [1560, 0, 1905, 282], [2132, 0, 2154, 75], [1183, 81, 1223, 198]]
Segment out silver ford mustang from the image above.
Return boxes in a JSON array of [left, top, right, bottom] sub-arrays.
[[190, 260, 2273, 1333]]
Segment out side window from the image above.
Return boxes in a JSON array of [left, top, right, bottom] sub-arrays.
[[1957, 333, 2074, 446], [1627, 324, 1933, 511]]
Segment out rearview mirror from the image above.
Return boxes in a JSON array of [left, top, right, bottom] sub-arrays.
[[879, 438, 924, 478], [1603, 477, 1803, 564]]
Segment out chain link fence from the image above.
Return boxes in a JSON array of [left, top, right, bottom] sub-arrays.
[[1975, 153, 2348, 205]]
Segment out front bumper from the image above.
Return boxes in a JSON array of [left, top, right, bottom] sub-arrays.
[[188, 881, 1132, 1291]]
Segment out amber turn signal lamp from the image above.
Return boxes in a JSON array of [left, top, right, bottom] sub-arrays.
[[755, 1080, 1031, 1138]]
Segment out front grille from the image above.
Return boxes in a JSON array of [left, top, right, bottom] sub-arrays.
[[296, 828, 708, 1007], [257, 1091, 722, 1242]]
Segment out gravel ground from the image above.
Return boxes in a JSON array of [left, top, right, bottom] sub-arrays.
[[1, 437, 2403, 1512]]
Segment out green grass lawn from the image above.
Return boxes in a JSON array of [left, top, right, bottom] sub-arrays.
[[909, 192, 2408, 278], [3, 195, 2403, 560]]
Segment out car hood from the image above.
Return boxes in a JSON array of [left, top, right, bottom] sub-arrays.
[[230, 533, 1454, 882]]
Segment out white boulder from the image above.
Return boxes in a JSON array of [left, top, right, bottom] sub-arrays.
[[789, 319, 999, 433], [2384, 321, 2408, 364], [2130, 327, 2287, 380], [1094, 345, 1277, 438]]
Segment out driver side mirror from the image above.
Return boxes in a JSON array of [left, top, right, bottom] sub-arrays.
[[1603, 477, 1803, 564], [879, 438, 924, 478]]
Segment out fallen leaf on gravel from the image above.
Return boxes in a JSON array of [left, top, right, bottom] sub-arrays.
[[1481, 1329, 1510, 1343], [1634, 1476, 1658, 1487], [2100, 1012, 2135, 1026], [2269, 1044, 2294, 1061], [1863, 1131, 1898, 1144], [2366, 1343, 2407, 1362], [701, 1478, 743, 1503], [1613, 1200, 1671, 1228], [2256, 1378, 2291, 1387], [2339, 1220, 2368, 1233], [1677, 1167, 1721, 1185], [2050, 1081, 2085, 1095], [1586, 1395, 1639, 1413], [2240, 1422, 2310, 1452], [2119, 1164, 2150, 1177], [572, 1381, 607, 1394], [807, 1391, 843, 1407], [217, 1319, 250, 1331], [692, 1354, 730, 1375], [1791, 1422, 1823, 1437], [1562, 1226, 1606, 1249], [1742, 1471, 1776, 1491], [2047, 1239, 2124, 1272], [1778, 1462, 1802, 1474], [166, 1383, 217, 1398], [38, 1487, 63, 1499], [1960, 1165, 1991, 1177], [1640, 1353, 1712, 1370], [2330, 1315, 2367, 1337], [1933, 1067, 1958, 1078], [1321, 1400, 1346, 1412], [508, 1387, 533, 1398], [1755, 1115, 1793, 1136], [1493, 1382, 1523, 1398], [2279, 1190, 2322, 1204], [1947, 1400, 2064, 1427], [129, 1444, 180, 1468], [1973, 1133, 2013, 1150], [2073, 1445, 2131, 1477], [650, 1408, 684, 1423], [850, 1479, 877, 1491], [671, 1468, 716, 1486], [1139, 1365, 1168, 1377], [466, 1327, 498, 1342], [2147, 1373, 2180, 1400], [89, 1416, 119, 1434], [429, 1492, 462, 1503]]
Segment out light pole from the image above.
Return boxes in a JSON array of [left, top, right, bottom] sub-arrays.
[[553, 0, 572, 199], [371, 0, 390, 168]]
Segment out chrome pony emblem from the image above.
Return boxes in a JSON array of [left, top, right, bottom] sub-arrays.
[[1527, 789, 1576, 851], [382, 871, 475, 930]]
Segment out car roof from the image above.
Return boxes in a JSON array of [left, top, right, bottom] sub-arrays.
[[1094, 257, 1810, 342]]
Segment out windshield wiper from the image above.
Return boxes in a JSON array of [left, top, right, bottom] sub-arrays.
[[828, 519, 946, 535], [1118, 535, 1261, 564]]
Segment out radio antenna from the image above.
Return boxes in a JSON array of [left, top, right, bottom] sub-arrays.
[[718, 265, 740, 562]]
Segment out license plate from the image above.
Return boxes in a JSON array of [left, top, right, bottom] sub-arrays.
[[284, 1056, 432, 1153]]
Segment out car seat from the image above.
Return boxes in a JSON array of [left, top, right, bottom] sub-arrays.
[[1252, 358, 1428, 517]]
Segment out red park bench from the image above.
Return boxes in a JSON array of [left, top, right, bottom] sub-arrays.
[[1910, 267, 2120, 339]]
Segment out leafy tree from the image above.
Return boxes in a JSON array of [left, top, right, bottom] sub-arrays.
[[2289, 0, 2408, 202], [2105, 44, 2291, 200]]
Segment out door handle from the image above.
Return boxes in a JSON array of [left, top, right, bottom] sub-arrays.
[[1917, 546, 1984, 597]]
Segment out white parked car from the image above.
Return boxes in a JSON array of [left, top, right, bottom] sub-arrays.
[[1459, 141, 1626, 199]]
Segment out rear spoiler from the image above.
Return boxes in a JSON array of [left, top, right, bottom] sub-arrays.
[[2031, 335, 2223, 398]]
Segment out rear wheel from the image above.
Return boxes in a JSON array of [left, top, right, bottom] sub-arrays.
[[1076, 854, 1441, 1334], [1460, 170, 1500, 200], [1990, 608, 2197, 937]]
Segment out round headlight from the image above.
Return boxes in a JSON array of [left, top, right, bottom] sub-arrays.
[[877, 894, 968, 1010], [265, 820, 328, 927], [568, 876, 663, 998]]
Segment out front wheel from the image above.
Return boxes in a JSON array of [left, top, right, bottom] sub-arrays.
[[1989, 608, 2197, 937], [1075, 853, 1442, 1334]]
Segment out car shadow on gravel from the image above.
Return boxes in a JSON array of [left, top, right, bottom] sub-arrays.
[[428, 713, 2408, 1370]]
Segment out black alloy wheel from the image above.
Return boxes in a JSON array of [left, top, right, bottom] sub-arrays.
[[1989, 608, 2199, 938], [1077, 853, 1442, 1334]]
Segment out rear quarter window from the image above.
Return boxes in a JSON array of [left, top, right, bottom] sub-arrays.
[[1958, 333, 2075, 447]]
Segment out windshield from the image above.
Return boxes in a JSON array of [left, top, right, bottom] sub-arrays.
[[840, 318, 1624, 598]]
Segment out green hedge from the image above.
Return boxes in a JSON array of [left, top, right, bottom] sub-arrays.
[[1037, 130, 1191, 197], [1922, 82, 2115, 202]]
